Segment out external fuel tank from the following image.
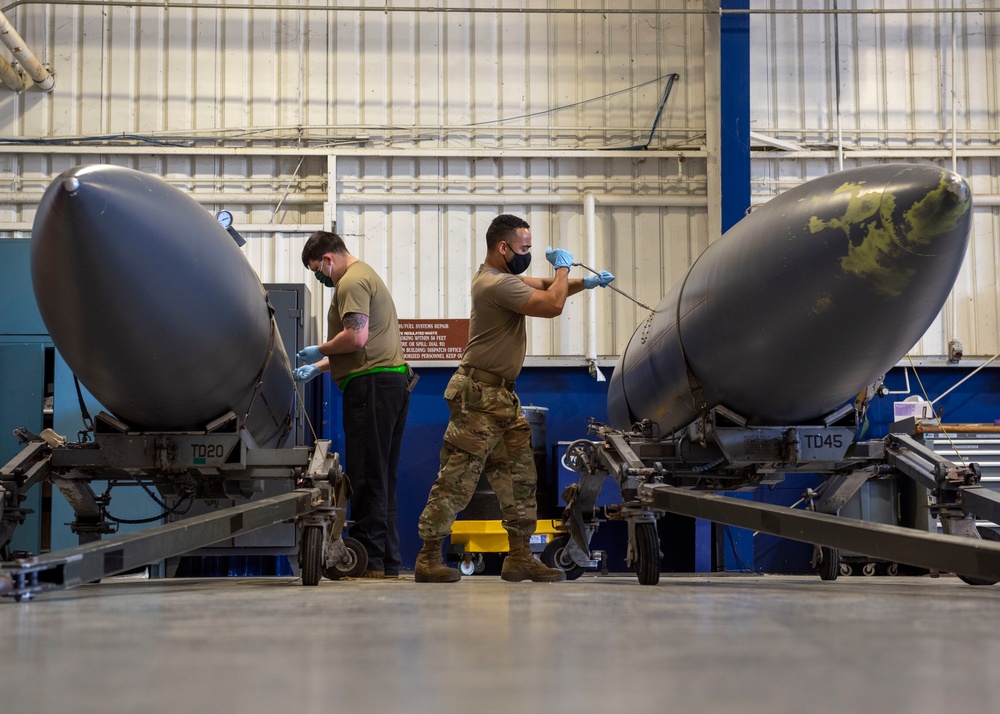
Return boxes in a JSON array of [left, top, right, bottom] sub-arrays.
[[608, 163, 973, 433], [30, 165, 293, 448]]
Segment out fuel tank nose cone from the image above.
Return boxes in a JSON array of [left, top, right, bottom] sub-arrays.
[[608, 163, 973, 432], [30, 164, 294, 447], [945, 169, 971, 204]]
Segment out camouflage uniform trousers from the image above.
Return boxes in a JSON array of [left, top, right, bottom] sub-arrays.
[[418, 373, 537, 541]]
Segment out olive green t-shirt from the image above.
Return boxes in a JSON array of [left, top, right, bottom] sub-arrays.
[[326, 261, 406, 388], [461, 264, 535, 383]]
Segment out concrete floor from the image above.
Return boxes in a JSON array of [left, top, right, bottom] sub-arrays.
[[3, 572, 999, 714]]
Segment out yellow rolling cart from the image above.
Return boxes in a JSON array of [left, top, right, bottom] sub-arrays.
[[450, 519, 563, 575]]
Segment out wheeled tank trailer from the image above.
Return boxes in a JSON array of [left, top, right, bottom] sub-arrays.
[[547, 407, 1000, 585], [0, 411, 367, 601]]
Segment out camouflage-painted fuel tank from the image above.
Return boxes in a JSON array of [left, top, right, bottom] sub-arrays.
[[30, 165, 293, 448], [608, 163, 972, 432]]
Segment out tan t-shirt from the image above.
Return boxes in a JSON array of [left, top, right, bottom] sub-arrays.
[[326, 261, 406, 388], [461, 264, 535, 382]]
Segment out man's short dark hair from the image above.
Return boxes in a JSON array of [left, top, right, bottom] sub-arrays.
[[302, 230, 348, 266], [486, 214, 530, 251]]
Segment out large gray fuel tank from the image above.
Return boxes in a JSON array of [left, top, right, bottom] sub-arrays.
[[30, 165, 293, 448], [608, 163, 972, 433]]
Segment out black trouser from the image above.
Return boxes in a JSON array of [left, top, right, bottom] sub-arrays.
[[342, 371, 410, 574]]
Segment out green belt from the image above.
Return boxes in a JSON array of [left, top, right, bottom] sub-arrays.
[[339, 364, 409, 391]]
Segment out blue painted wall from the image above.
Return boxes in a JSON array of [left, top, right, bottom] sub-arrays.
[[322, 362, 1000, 574], [752, 364, 1000, 574], [322, 365, 612, 570], [869, 366, 1000, 436]]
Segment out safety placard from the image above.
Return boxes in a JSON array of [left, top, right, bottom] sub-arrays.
[[399, 319, 469, 361]]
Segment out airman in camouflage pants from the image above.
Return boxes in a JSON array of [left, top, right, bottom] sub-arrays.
[[418, 373, 537, 541], [414, 213, 590, 583]]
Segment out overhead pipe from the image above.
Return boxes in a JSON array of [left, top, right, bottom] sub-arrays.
[[583, 192, 605, 381], [0, 10, 53, 91], [337, 193, 708, 207], [0, 145, 699, 159], [0, 52, 22, 91], [8, 186, 1000, 209], [1, 1, 997, 15], [0, 191, 325, 204], [11, 184, 1000, 211]]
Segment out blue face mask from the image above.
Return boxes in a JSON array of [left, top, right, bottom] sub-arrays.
[[504, 245, 531, 275], [313, 261, 334, 288]]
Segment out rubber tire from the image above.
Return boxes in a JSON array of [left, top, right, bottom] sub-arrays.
[[540, 535, 585, 580], [632, 522, 661, 586], [323, 536, 369, 580], [818, 546, 839, 581], [300, 525, 324, 586]]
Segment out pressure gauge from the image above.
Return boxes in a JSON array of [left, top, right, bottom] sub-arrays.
[[216, 210, 233, 229]]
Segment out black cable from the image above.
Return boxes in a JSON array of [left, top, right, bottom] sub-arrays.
[[99, 475, 196, 525], [72, 374, 94, 440], [613, 73, 680, 150], [724, 525, 759, 574], [0, 134, 189, 147]]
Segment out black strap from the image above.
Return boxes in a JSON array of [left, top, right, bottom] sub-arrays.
[[73, 374, 95, 437]]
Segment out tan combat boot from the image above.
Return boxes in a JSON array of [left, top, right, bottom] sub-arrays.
[[501, 535, 566, 583], [414, 539, 461, 583]]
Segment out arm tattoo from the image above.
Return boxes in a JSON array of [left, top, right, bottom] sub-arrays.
[[343, 312, 369, 332]]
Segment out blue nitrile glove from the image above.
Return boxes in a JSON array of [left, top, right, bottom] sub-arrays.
[[545, 246, 574, 271], [296, 345, 323, 363], [294, 364, 320, 383], [583, 270, 615, 289]]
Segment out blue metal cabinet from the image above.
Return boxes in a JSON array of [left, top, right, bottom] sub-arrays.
[[0, 343, 46, 554], [1, 240, 50, 555]]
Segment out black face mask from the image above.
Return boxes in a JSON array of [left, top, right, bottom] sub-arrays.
[[504, 245, 531, 275], [314, 262, 334, 288]]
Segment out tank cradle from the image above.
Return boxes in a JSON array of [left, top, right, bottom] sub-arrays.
[[551, 411, 1000, 586], [0, 413, 354, 601]]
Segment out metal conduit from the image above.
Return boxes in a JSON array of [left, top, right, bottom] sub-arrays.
[[8, 190, 1000, 208], [583, 191, 599, 376], [0, 9, 52, 91], [0, 191, 708, 207], [0, 192, 325, 204], [0, 222, 324, 232], [7, 190, 1000, 234], [335, 194, 708, 207], [3, 0, 999, 15], [0, 191, 706, 233], [0, 53, 21, 91], [0, 145, 698, 159], [5, 144, 1000, 161]]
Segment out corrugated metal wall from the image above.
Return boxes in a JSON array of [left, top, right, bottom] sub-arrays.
[[749, 3, 1000, 361], [0, 1, 709, 361], [2, 1, 999, 362]]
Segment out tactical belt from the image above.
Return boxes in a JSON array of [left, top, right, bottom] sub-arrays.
[[456, 364, 515, 391], [339, 364, 409, 391]]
